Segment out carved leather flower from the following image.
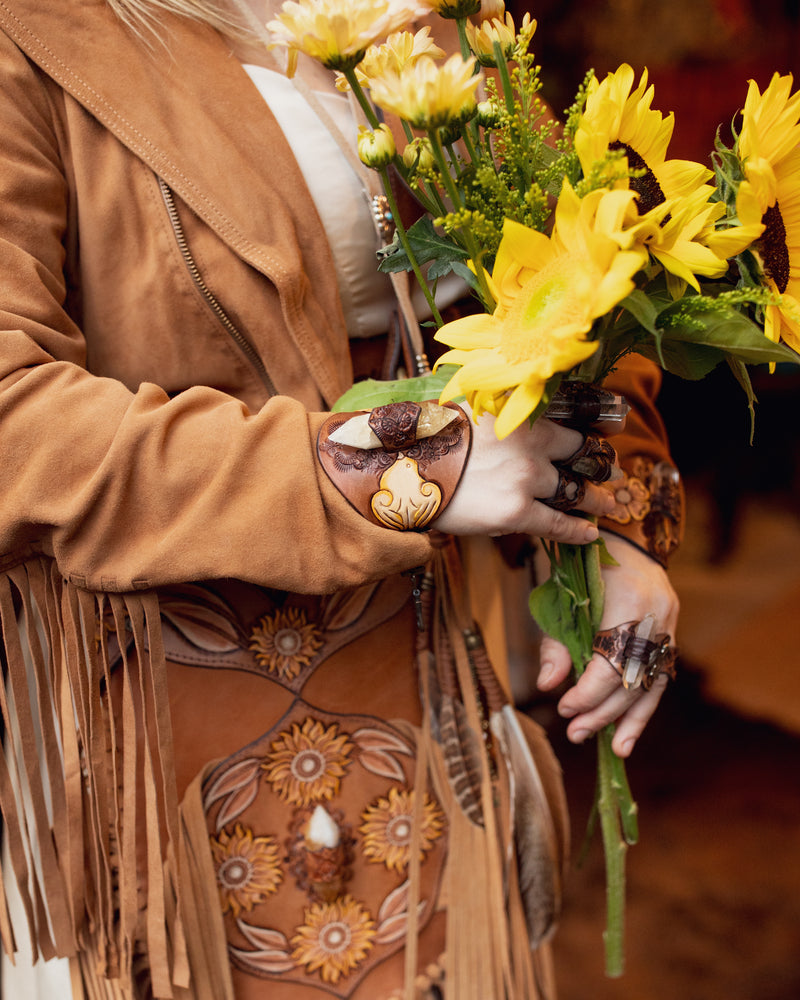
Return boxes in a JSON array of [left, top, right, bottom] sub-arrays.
[[262, 718, 353, 806], [249, 607, 323, 682], [291, 895, 376, 984], [606, 470, 651, 524], [360, 787, 445, 872], [211, 823, 283, 917]]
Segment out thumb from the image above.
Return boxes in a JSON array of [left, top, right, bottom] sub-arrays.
[[537, 634, 574, 691]]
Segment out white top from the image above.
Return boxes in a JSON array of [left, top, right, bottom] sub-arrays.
[[243, 63, 463, 339]]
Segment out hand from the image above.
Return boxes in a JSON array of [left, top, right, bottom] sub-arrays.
[[434, 408, 616, 545], [536, 532, 680, 757]]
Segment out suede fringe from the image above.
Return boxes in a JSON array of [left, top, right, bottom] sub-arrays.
[[410, 539, 563, 1000], [0, 556, 227, 999]]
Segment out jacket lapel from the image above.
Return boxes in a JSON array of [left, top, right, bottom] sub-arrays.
[[0, 0, 353, 403]]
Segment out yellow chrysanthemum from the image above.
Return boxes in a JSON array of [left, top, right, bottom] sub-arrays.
[[336, 27, 444, 91], [434, 181, 648, 438], [575, 64, 760, 293], [262, 718, 353, 805], [360, 787, 444, 872], [291, 895, 376, 984], [736, 73, 800, 352], [368, 53, 483, 129], [466, 11, 533, 66], [211, 823, 283, 917], [267, 0, 425, 77]]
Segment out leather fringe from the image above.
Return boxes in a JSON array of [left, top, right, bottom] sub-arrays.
[[411, 538, 567, 1000], [0, 549, 565, 999], [0, 556, 205, 999]]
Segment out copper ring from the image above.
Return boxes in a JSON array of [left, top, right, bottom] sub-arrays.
[[563, 434, 618, 483], [541, 468, 586, 511], [592, 620, 678, 691]]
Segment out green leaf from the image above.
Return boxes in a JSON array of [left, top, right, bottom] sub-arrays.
[[528, 577, 586, 667], [331, 366, 461, 412], [377, 217, 469, 275], [634, 341, 728, 380], [660, 299, 800, 367], [618, 289, 663, 335], [427, 258, 481, 292]]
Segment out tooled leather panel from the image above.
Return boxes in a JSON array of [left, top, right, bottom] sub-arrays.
[[152, 576, 413, 695]]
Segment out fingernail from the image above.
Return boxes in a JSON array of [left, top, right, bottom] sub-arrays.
[[584, 523, 599, 542], [620, 737, 636, 757], [537, 661, 556, 687], [558, 703, 577, 718], [570, 728, 592, 744]]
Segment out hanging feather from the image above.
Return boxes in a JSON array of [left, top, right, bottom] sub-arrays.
[[495, 706, 562, 947], [465, 626, 564, 948]]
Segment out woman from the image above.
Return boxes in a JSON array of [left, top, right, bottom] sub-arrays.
[[0, 1, 680, 997]]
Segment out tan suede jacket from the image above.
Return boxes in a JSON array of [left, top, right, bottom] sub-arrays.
[[0, 0, 438, 595], [0, 0, 675, 596]]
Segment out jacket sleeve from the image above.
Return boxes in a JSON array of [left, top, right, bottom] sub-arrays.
[[598, 353, 685, 566], [0, 34, 432, 594]]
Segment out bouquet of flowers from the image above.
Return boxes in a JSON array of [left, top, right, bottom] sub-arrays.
[[268, 0, 800, 976]]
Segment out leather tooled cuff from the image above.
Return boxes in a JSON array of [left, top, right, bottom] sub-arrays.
[[317, 400, 471, 531], [599, 456, 684, 567]]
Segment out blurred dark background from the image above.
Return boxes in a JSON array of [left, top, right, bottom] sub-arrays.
[[513, 2, 800, 997]]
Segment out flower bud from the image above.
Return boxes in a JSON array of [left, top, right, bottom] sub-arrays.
[[402, 136, 436, 173], [475, 0, 506, 21], [429, 0, 482, 19], [476, 99, 502, 129], [357, 123, 396, 169]]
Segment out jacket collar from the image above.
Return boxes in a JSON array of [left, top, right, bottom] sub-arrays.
[[0, 0, 352, 403]]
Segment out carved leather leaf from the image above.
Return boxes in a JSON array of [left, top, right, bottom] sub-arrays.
[[320, 582, 380, 632], [203, 757, 262, 829], [159, 584, 243, 652], [353, 727, 411, 782]]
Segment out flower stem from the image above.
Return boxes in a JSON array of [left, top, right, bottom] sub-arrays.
[[343, 67, 380, 130], [533, 535, 636, 977], [377, 166, 443, 326], [597, 724, 627, 978], [427, 127, 495, 310]]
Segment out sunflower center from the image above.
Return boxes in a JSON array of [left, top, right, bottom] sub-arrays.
[[319, 921, 353, 955], [218, 857, 254, 890], [385, 814, 413, 847], [500, 261, 587, 364], [609, 140, 667, 216], [759, 202, 790, 293], [274, 627, 303, 657], [291, 749, 327, 782]]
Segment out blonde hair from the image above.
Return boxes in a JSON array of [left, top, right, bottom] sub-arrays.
[[106, 0, 243, 39]]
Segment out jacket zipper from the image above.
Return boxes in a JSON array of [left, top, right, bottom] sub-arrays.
[[157, 176, 277, 397]]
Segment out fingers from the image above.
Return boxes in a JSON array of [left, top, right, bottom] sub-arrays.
[[434, 413, 615, 541], [536, 634, 573, 691], [504, 501, 603, 546], [557, 655, 669, 757], [536, 534, 680, 757]]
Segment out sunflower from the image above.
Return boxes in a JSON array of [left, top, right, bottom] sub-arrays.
[[266, 0, 424, 77], [210, 823, 283, 917], [367, 53, 483, 129], [360, 787, 445, 872], [262, 718, 353, 806], [434, 181, 648, 438], [575, 64, 760, 293], [736, 73, 800, 352], [291, 895, 376, 983], [249, 607, 323, 682]]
